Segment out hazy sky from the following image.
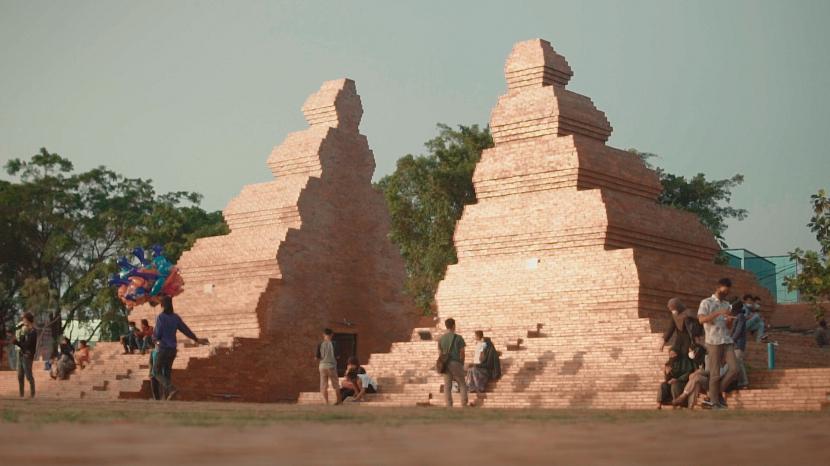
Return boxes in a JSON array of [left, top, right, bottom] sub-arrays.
[[1, 0, 828, 255]]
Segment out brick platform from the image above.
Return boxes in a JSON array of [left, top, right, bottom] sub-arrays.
[[297, 39, 830, 410]]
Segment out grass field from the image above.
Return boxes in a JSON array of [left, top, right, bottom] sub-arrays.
[[1, 399, 829, 465]]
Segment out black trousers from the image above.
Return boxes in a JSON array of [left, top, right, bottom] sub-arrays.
[[17, 353, 35, 397], [153, 347, 177, 399]]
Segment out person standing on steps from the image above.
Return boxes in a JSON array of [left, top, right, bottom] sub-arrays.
[[317, 328, 342, 405], [9, 312, 37, 398], [730, 300, 749, 389], [697, 278, 738, 410], [153, 296, 208, 400], [438, 318, 467, 408]]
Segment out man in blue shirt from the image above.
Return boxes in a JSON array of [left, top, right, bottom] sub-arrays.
[[153, 296, 208, 400]]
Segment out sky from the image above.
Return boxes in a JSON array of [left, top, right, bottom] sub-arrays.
[[1, 0, 828, 255]]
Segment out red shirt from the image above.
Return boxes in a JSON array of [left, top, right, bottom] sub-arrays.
[[140, 325, 154, 338]]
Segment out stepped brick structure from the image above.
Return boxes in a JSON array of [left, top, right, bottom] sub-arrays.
[[1, 78, 419, 403], [297, 39, 830, 409], [124, 78, 417, 401], [1, 42, 828, 409]]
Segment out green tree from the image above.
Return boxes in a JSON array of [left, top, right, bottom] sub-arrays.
[[785, 189, 830, 319], [376, 124, 493, 312], [630, 150, 747, 247], [0, 148, 228, 346]]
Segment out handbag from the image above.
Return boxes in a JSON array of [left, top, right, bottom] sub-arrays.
[[435, 333, 458, 374]]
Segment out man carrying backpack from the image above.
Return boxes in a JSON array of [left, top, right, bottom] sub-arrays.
[[437, 318, 467, 407]]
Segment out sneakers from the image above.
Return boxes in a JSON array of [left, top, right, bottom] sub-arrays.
[[702, 399, 728, 410]]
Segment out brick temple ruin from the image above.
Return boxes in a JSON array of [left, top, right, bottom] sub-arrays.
[[290, 39, 827, 409], [2, 40, 828, 409]]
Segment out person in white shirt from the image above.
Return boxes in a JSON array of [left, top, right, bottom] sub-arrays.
[[697, 278, 738, 409]]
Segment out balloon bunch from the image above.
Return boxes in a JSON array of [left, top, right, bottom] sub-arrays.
[[108, 245, 184, 309]]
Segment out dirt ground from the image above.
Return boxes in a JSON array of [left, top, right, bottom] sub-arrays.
[[1, 399, 829, 466]]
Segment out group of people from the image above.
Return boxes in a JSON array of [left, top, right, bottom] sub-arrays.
[[316, 319, 503, 407], [437, 319, 502, 408], [120, 319, 155, 355], [6, 296, 207, 401], [658, 278, 769, 410], [50, 336, 91, 380], [5, 311, 93, 397], [316, 328, 377, 405]]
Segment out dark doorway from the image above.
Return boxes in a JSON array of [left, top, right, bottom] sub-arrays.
[[333, 333, 357, 377]]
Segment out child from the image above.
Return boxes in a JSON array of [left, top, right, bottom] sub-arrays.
[[75, 340, 90, 369]]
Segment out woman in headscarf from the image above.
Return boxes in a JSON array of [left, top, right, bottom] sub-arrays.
[[466, 331, 501, 394], [660, 298, 703, 358]]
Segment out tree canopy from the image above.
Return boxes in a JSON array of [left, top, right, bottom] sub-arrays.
[[375, 124, 493, 312], [629, 150, 747, 248], [0, 148, 228, 342], [785, 189, 830, 318]]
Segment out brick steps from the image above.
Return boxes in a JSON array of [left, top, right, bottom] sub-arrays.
[[298, 320, 830, 411]]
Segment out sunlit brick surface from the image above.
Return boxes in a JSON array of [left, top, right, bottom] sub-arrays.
[[298, 39, 829, 410]]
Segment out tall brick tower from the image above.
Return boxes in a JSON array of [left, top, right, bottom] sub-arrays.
[[128, 78, 417, 401], [297, 40, 774, 408], [430, 38, 773, 406]]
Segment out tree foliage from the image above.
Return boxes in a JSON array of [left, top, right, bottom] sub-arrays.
[[376, 124, 493, 312], [630, 150, 747, 247], [785, 189, 830, 319], [0, 148, 228, 343]]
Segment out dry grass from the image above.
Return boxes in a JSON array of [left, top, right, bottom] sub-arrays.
[[2, 398, 828, 427]]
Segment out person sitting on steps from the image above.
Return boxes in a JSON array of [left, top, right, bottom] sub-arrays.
[[138, 319, 154, 355], [120, 321, 140, 354], [75, 340, 90, 369], [657, 347, 693, 409], [51, 336, 76, 380], [466, 331, 501, 395], [340, 356, 366, 402]]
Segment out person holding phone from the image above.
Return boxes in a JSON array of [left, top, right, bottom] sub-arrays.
[[10, 312, 38, 398], [697, 278, 737, 410]]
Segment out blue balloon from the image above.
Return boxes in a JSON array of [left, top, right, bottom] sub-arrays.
[[132, 247, 150, 266], [108, 274, 131, 287]]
